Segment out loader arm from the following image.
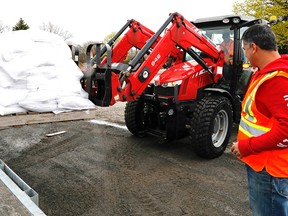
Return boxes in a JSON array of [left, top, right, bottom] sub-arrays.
[[117, 12, 224, 102], [100, 19, 158, 65], [88, 12, 224, 106], [85, 19, 160, 106], [87, 19, 158, 67]]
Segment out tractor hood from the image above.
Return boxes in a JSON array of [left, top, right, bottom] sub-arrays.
[[156, 60, 203, 84]]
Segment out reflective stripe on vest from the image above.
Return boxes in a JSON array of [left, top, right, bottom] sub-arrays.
[[239, 117, 270, 138], [238, 70, 288, 177], [243, 72, 276, 123]]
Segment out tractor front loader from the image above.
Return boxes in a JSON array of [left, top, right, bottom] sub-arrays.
[[84, 12, 267, 159]]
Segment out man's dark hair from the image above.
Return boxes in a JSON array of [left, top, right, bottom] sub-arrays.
[[241, 24, 278, 51]]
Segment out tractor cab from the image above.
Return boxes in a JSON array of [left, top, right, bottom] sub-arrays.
[[192, 15, 268, 98]]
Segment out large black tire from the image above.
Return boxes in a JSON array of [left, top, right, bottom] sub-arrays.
[[124, 95, 159, 137], [190, 96, 233, 159]]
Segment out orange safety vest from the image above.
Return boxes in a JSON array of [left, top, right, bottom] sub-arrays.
[[237, 70, 288, 177]]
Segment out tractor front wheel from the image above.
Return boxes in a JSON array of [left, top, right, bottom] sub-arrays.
[[124, 95, 159, 137], [190, 96, 233, 159]]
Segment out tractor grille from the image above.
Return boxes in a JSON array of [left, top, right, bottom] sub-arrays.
[[154, 86, 180, 97]]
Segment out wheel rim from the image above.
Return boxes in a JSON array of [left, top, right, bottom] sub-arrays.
[[212, 110, 229, 148]]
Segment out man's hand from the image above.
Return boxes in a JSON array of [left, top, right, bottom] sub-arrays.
[[231, 142, 243, 158]]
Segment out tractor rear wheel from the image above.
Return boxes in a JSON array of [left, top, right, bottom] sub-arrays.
[[190, 96, 233, 159], [124, 95, 159, 137]]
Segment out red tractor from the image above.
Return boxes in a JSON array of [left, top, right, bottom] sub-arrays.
[[84, 12, 267, 158]]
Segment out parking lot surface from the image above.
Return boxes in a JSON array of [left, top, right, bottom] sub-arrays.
[[0, 103, 250, 216]]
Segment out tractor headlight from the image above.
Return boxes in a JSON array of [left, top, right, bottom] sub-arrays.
[[162, 80, 182, 87], [233, 18, 240, 24], [222, 18, 230, 24]]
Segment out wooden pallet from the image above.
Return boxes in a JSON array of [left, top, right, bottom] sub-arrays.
[[0, 109, 97, 128]]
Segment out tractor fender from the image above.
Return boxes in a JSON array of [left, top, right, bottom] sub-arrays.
[[202, 87, 239, 120], [203, 88, 232, 99]]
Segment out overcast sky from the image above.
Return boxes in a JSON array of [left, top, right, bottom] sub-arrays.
[[1, 0, 240, 44]]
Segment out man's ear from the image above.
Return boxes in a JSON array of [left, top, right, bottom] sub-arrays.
[[251, 43, 257, 53]]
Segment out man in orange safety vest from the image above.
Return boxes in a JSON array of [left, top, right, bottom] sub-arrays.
[[231, 24, 288, 215], [220, 31, 234, 63]]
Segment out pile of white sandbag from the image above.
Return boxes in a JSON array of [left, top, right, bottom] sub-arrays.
[[0, 30, 96, 116]]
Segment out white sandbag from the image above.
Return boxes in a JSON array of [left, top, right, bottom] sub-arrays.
[[26, 67, 59, 91], [0, 31, 72, 80], [0, 29, 96, 115], [0, 30, 71, 61], [19, 90, 58, 112], [19, 100, 58, 113], [19, 98, 58, 113], [12, 79, 28, 90], [0, 104, 27, 116], [57, 95, 96, 111], [0, 71, 14, 88], [0, 87, 28, 106]]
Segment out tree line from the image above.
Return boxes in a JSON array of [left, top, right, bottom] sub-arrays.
[[0, 18, 73, 41], [233, 0, 288, 51]]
